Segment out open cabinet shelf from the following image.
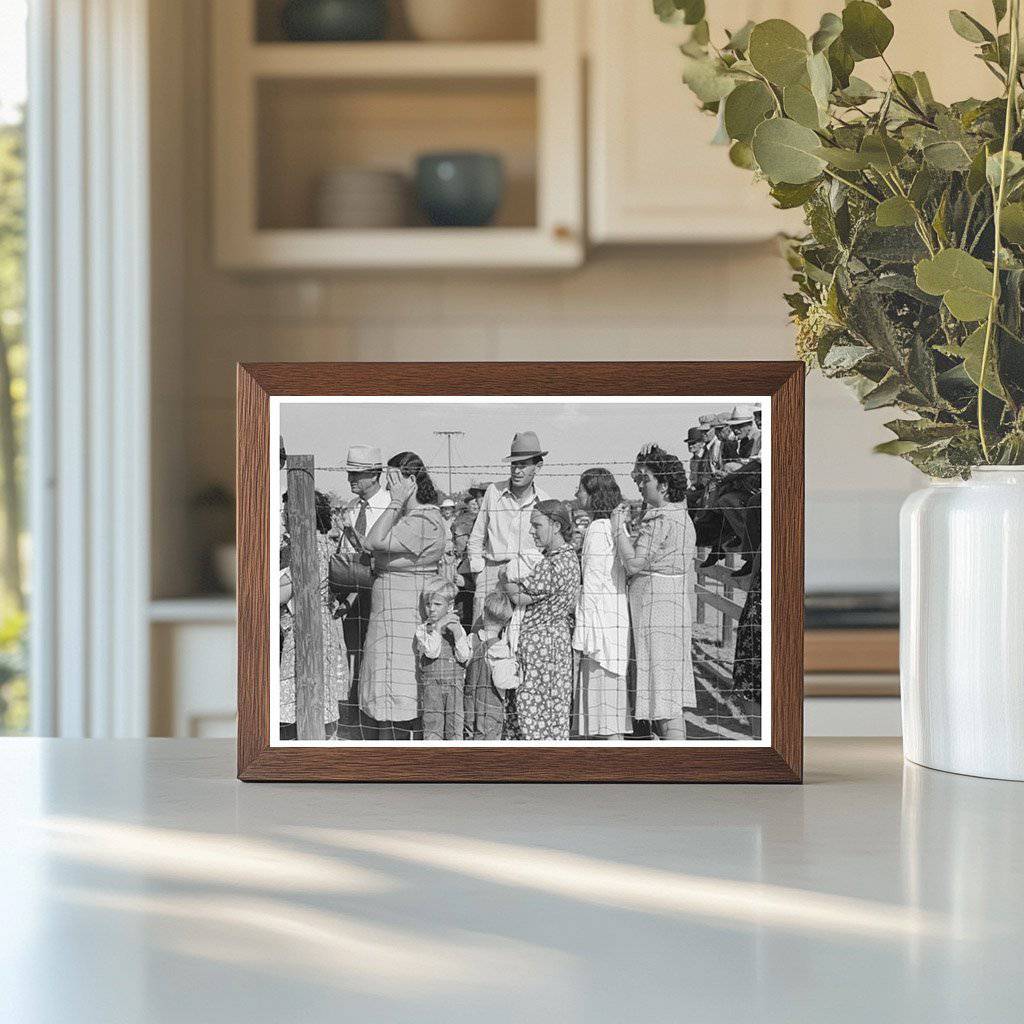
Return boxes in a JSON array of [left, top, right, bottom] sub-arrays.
[[212, 0, 582, 269]]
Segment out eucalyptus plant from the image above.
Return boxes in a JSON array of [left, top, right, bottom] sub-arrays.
[[659, 0, 1024, 475]]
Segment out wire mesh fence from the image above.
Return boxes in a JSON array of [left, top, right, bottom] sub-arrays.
[[277, 430, 763, 743]]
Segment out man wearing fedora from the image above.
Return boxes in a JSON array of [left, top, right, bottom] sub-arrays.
[[467, 431, 551, 626], [329, 444, 390, 737], [728, 404, 761, 459]]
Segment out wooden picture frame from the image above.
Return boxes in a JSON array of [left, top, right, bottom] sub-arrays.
[[237, 361, 804, 782]]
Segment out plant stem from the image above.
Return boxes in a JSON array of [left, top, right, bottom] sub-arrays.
[[979, 0, 1021, 463], [821, 167, 879, 203]]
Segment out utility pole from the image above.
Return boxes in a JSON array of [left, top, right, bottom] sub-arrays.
[[433, 430, 464, 496]]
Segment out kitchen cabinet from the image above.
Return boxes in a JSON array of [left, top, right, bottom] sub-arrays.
[[587, 0, 999, 244], [211, 0, 584, 269]]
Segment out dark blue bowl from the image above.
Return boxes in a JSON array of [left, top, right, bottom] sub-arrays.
[[415, 152, 505, 228], [281, 0, 388, 42]]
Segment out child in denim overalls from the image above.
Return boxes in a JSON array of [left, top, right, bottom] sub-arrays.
[[464, 590, 518, 740], [415, 577, 471, 740]]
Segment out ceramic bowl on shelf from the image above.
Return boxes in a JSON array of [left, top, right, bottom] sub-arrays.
[[403, 0, 534, 42], [414, 152, 504, 227], [280, 0, 388, 42], [314, 167, 409, 228]]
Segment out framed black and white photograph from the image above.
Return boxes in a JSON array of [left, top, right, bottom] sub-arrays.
[[237, 362, 804, 782]]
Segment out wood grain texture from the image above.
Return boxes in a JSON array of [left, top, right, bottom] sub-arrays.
[[237, 361, 805, 783], [804, 629, 899, 674]]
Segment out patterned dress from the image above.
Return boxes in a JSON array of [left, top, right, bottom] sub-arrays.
[[732, 570, 761, 705], [509, 545, 581, 741], [360, 505, 446, 724], [628, 503, 697, 722]]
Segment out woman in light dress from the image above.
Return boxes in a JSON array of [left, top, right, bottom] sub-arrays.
[[359, 452, 446, 739], [573, 468, 630, 739], [610, 449, 697, 740]]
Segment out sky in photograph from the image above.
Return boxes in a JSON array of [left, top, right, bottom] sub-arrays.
[[280, 397, 764, 502]]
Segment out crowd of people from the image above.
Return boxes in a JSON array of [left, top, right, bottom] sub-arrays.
[[278, 406, 762, 742]]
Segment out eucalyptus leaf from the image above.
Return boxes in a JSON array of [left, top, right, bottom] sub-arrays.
[[985, 150, 1024, 190], [807, 51, 833, 111], [912, 71, 935, 105], [827, 35, 855, 89], [967, 143, 993, 193], [948, 10, 993, 44], [875, 196, 918, 228], [915, 249, 994, 321], [836, 76, 878, 104], [723, 81, 775, 144], [810, 12, 843, 54], [862, 374, 903, 410], [884, 418, 963, 443], [783, 83, 823, 129], [999, 202, 1024, 243], [729, 140, 758, 170], [724, 20, 755, 53], [752, 117, 827, 184], [842, 1, 894, 60], [681, 55, 737, 103], [653, 0, 705, 25], [814, 146, 872, 171], [748, 19, 810, 87], [860, 133, 905, 173], [923, 141, 973, 171], [770, 179, 821, 209], [874, 439, 921, 455], [958, 324, 1007, 398]]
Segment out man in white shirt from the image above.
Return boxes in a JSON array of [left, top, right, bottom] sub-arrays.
[[467, 431, 551, 625], [329, 444, 390, 738]]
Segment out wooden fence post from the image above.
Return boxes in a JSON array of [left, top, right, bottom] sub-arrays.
[[287, 455, 324, 740]]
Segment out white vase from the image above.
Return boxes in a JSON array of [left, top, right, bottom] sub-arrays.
[[900, 467, 1024, 780]]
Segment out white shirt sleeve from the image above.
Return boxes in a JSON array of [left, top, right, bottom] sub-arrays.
[[415, 623, 442, 659], [467, 488, 492, 574], [453, 632, 472, 665]]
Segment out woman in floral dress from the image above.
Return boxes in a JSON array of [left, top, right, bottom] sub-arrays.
[[503, 500, 581, 741]]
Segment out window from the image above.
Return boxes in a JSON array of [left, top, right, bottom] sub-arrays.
[[0, 0, 28, 734]]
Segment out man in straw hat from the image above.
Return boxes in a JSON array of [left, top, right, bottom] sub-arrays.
[[727, 404, 761, 459], [329, 443, 389, 737], [467, 431, 551, 626]]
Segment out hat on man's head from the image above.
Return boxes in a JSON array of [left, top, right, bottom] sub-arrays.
[[686, 427, 707, 445], [440, 497, 456, 509], [468, 478, 490, 495], [344, 444, 383, 472], [726, 404, 755, 425], [503, 431, 548, 463]]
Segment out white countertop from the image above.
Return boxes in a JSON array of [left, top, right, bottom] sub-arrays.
[[1, 738, 1021, 1023]]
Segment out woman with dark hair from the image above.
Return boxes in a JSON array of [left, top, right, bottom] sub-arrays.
[[503, 499, 580, 741], [610, 449, 697, 740], [572, 469, 630, 739], [279, 491, 349, 740], [359, 452, 446, 738]]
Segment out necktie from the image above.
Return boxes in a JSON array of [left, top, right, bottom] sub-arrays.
[[355, 499, 368, 537]]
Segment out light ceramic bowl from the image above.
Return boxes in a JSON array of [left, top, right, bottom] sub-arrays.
[[403, 0, 534, 42], [314, 168, 409, 228]]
